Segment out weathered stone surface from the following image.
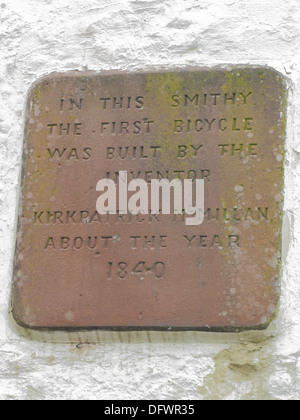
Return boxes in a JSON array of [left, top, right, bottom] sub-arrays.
[[11, 67, 287, 331]]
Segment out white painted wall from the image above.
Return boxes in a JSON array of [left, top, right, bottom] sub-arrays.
[[0, 0, 299, 400]]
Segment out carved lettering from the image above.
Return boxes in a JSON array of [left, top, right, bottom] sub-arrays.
[[47, 123, 82, 135], [47, 147, 92, 160], [106, 145, 161, 160], [171, 92, 253, 107], [183, 234, 240, 248], [100, 119, 154, 135], [100, 96, 144, 110], [174, 117, 253, 133]]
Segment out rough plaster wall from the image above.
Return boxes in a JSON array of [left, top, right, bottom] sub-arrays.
[[0, 0, 299, 400]]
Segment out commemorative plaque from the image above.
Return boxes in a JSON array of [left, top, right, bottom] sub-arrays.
[[11, 67, 287, 331]]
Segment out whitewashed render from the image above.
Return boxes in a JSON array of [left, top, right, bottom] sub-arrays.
[[0, 0, 300, 400]]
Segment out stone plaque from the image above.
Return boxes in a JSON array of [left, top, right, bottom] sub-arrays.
[[11, 67, 287, 331]]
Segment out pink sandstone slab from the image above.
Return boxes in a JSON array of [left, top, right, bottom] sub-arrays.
[[11, 67, 287, 331]]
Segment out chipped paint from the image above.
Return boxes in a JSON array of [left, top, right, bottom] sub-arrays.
[[0, 0, 299, 401]]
